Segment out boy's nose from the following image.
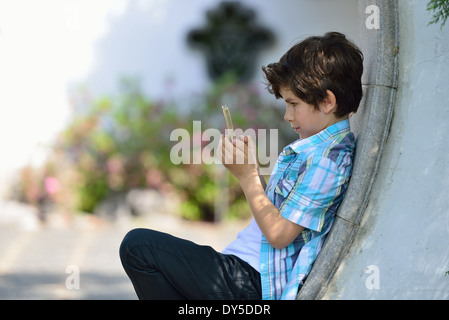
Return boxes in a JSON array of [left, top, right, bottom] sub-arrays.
[[284, 107, 294, 122]]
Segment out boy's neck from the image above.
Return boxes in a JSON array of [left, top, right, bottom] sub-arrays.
[[322, 115, 349, 132]]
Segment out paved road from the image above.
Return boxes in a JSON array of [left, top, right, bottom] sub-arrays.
[[0, 206, 245, 300]]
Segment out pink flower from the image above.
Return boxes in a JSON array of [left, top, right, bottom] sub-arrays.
[[45, 177, 60, 195], [192, 131, 203, 147], [146, 169, 163, 189], [106, 156, 124, 174], [192, 131, 210, 147]]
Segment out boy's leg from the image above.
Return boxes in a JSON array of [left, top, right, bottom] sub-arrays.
[[119, 228, 185, 299], [119, 228, 261, 300]]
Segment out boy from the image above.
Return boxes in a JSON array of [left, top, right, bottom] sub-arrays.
[[119, 32, 363, 300]]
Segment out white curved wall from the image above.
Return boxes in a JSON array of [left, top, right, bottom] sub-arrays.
[[322, 0, 449, 299]]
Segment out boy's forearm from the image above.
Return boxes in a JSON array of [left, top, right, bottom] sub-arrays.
[[258, 171, 267, 190], [239, 174, 303, 249], [240, 173, 276, 236], [240, 173, 270, 213]]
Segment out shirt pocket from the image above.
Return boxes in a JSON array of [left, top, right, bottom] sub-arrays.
[[274, 178, 296, 205], [272, 159, 304, 206]]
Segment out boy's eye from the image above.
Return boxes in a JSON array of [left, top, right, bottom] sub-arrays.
[[284, 99, 298, 108]]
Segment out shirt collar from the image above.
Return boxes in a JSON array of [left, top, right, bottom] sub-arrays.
[[286, 119, 351, 154]]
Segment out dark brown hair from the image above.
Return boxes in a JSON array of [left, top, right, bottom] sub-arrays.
[[262, 32, 363, 117]]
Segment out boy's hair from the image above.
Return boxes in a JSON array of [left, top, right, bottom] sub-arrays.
[[262, 32, 363, 118]]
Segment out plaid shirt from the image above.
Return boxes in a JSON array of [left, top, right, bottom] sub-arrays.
[[261, 119, 355, 300]]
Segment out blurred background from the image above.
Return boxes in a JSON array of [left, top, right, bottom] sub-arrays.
[[0, 0, 359, 299]]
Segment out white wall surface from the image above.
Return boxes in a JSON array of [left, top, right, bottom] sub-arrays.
[[0, 0, 359, 195], [322, 0, 449, 299]]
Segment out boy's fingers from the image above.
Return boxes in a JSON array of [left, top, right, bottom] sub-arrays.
[[238, 136, 255, 155], [236, 135, 249, 144], [234, 137, 248, 154], [219, 134, 233, 157], [216, 135, 224, 163], [244, 135, 258, 165], [224, 135, 235, 152], [222, 134, 237, 164], [219, 134, 256, 165]]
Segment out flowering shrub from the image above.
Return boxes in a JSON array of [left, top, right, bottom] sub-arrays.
[[13, 76, 297, 221]]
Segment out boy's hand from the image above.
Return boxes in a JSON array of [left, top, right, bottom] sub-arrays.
[[217, 134, 259, 182], [218, 134, 303, 249]]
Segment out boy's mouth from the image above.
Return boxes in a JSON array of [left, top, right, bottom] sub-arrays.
[[293, 127, 300, 133]]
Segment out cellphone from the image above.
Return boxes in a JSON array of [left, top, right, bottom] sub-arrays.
[[221, 105, 235, 141]]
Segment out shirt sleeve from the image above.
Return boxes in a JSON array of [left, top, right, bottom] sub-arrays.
[[277, 155, 346, 233]]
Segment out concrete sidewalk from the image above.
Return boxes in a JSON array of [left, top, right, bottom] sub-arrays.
[[0, 207, 246, 300]]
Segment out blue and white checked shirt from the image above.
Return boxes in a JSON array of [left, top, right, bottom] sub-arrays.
[[261, 119, 355, 300]]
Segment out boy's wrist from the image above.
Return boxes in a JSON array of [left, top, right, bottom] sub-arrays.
[[239, 171, 263, 190]]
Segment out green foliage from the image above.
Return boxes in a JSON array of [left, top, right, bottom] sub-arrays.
[[427, 0, 449, 28], [14, 75, 296, 222], [56, 79, 182, 213]]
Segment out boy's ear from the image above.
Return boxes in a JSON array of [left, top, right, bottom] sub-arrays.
[[320, 90, 337, 114]]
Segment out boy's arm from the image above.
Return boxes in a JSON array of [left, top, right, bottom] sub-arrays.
[[218, 135, 304, 249], [258, 167, 267, 190], [239, 172, 304, 249]]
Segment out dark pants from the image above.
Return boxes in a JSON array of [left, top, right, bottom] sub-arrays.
[[119, 228, 261, 300]]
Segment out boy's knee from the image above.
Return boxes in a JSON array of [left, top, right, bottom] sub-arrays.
[[119, 228, 155, 261], [121, 228, 148, 244]]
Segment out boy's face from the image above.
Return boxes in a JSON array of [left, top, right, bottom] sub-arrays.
[[280, 86, 336, 140]]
